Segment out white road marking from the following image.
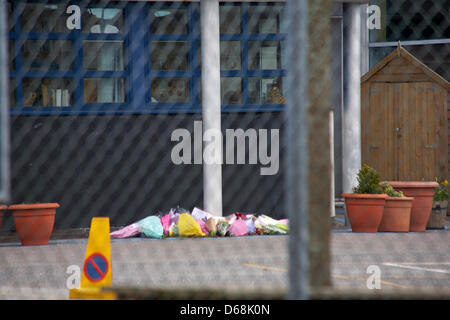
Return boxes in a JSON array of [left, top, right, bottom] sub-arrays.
[[383, 262, 450, 274]]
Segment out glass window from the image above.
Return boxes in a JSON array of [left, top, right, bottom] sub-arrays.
[[248, 41, 285, 70], [220, 41, 241, 71], [249, 77, 285, 104], [150, 8, 188, 34], [20, 3, 69, 33], [151, 41, 189, 71], [84, 78, 126, 103], [151, 78, 189, 103], [83, 41, 125, 71], [248, 4, 285, 34], [221, 77, 242, 105], [369, 0, 450, 42], [83, 8, 124, 34], [23, 78, 74, 107], [22, 40, 74, 70], [220, 5, 241, 34]]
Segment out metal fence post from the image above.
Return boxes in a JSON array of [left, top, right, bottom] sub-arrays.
[[286, 0, 332, 300]]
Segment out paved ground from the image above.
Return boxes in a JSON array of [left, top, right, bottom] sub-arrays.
[[1, 213, 450, 299]]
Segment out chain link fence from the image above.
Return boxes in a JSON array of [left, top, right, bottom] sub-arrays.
[[0, 0, 450, 301]]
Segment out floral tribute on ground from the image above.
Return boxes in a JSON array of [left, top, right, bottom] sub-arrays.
[[110, 206, 289, 239]]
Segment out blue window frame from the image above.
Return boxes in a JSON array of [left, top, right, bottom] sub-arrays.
[[219, 2, 287, 112], [9, 1, 286, 115]]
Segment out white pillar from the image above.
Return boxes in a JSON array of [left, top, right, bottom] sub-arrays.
[[342, 3, 362, 193], [0, 0, 10, 203], [200, 0, 222, 216]]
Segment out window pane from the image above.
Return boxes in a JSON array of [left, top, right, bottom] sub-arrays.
[[22, 40, 74, 70], [369, 0, 450, 42], [84, 78, 126, 103], [83, 41, 125, 71], [151, 41, 189, 71], [248, 4, 285, 34], [83, 8, 124, 34], [221, 77, 242, 105], [221, 41, 241, 70], [220, 5, 241, 34], [151, 78, 189, 103], [23, 78, 74, 107], [9, 79, 16, 107], [248, 41, 285, 70], [249, 77, 285, 104], [150, 8, 188, 34], [20, 3, 68, 33]]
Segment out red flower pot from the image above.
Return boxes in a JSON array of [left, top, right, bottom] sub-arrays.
[[386, 182, 439, 232], [342, 193, 388, 232], [378, 197, 413, 232], [9, 203, 59, 246]]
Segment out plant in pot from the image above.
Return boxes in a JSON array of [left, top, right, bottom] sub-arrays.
[[386, 180, 439, 232], [427, 178, 449, 229], [378, 182, 413, 232], [8, 202, 59, 246], [342, 165, 388, 232]]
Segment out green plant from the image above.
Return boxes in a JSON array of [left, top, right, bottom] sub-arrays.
[[433, 177, 449, 201], [380, 181, 404, 197], [352, 164, 383, 194]]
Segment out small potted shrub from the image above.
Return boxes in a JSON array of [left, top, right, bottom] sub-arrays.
[[427, 178, 449, 229], [8, 202, 59, 245], [342, 165, 388, 232], [378, 182, 413, 232]]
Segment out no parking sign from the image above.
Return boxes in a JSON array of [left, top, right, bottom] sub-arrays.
[[79, 217, 112, 289], [84, 253, 109, 282]]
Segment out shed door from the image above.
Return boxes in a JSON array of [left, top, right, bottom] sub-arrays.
[[363, 82, 437, 181]]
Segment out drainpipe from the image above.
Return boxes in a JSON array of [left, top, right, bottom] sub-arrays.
[[200, 0, 222, 216], [330, 110, 335, 217]]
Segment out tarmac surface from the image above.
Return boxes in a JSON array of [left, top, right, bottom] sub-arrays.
[[1, 213, 450, 299]]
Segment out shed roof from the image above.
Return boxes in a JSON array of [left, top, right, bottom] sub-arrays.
[[361, 42, 450, 91]]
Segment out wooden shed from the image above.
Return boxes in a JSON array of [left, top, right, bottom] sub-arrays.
[[361, 44, 450, 181]]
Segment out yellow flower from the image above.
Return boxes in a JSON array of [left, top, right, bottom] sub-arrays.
[[443, 180, 448, 186]]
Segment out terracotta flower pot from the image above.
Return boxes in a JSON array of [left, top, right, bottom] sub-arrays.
[[342, 193, 388, 232], [9, 203, 59, 246], [386, 182, 439, 232], [378, 197, 413, 232], [427, 201, 448, 229]]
